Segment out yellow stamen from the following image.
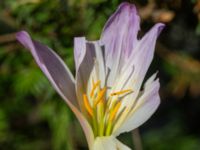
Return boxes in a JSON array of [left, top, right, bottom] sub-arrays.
[[111, 89, 132, 96], [94, 87, 106, 106], [83, 94, 93, 117], [109, 101, 122, 122], [90, 80, 101, 97], [82, 78, 134, 137]]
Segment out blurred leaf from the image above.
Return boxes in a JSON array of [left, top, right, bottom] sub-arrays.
[[14, 68, 53, 99], [143, 121, 200, 150], [0, 109, 8, 141], [195, 21, 200, 35]]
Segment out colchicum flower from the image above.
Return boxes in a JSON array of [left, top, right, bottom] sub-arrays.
[[16, 2, 164, 150]]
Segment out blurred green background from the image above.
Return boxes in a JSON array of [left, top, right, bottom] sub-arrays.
[[0, 0, 200, 149]]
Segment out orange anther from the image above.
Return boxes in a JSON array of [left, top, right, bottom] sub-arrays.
[[111, 89, 132, 96], [83, 94, 93, 117], [90, 80, 101, 97], [94, 87, 106, 106]]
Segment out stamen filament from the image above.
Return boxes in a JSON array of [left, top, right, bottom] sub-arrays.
[[109, 101, 122, 122], [105, 101, 122, 135], [113, 107, 130, 133], [105, 121, 112, 136], [92, 108, 98, 137], [98, 101, 105, 136]]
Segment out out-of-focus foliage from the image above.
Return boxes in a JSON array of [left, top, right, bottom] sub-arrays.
[[0, 0, 200, 150]]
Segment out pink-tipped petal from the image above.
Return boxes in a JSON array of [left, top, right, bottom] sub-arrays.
[[101, 2, 140, 59], [100, 2, 140, 87]]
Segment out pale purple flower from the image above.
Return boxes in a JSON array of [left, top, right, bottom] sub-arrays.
[[16, 2, 164, 150]]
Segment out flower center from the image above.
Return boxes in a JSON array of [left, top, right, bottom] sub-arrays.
[[82, 80, 132, 137]]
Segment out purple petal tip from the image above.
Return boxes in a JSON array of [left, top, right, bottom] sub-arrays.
[[157, 23, 165, 35], [119, 2, 135, 8], [118, 2, 137, 13], [16, 31, 27, 42], [16, 31, 28, 40], [16, 31, 32, 50]]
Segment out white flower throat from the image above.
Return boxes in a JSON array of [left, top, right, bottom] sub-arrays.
[[82, 78, 133, 137]]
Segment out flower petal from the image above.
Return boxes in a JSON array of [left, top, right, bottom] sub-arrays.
[[113, 75, 160, 136], [16, 31, 77, 106], [101, 2, 140, 60], [16, 31, 94, 148], [75, 40, 95, 109], [87, 41, 106, 87], [100, 2, 140, 87], [114, 23, 165, 106], [123, 23, 165, 74], [92, 136, 131, 150], [74, 37, 86, 70], [75, 40, 106, 109]]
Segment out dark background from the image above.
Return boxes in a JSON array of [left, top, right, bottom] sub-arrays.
[[0, 0, 200, 149]]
